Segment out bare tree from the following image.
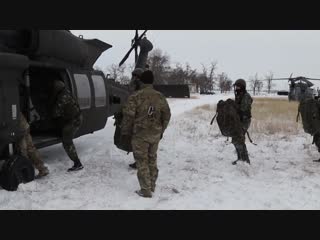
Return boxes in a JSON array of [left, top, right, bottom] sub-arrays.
[[197, 62, 217, 93], [106, 64, 127, 83], [184, 63, 197, 86], [257, 80, 264, 94], [250, 73, 263, 95], [225, 79, 233, 92], [265, 71, 274, 94], [167, 63, 185, 84], [217, 72, 232, 93], [148, 49, 170, 84]]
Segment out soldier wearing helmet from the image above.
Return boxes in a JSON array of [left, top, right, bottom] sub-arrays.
[[232, 79, 253, 165]]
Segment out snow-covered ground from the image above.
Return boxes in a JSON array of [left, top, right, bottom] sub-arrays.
[[1, 93, 320, 210]]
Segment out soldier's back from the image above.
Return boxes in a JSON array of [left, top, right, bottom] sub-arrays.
[[57, 89, 81, 121], [133, 85, 168, 141]]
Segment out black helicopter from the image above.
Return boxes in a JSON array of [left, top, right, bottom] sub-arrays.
[[0, 30, 151, 191], [271, 74, 320, 101]]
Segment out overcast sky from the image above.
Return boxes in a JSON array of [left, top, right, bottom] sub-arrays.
[[71, 30, 320, 90]]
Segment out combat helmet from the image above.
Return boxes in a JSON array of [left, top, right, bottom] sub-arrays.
[[234, 79, 246, 90], [53, 80, 65, 90], [52, 80, 66, 97], [132, 68, 144, 78]]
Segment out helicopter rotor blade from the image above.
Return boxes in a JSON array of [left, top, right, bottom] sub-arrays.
[[134, 30, 138, 64], [269, 78, 291, 80], [305, 78, 320, 81], [119, 30, 148, 67]]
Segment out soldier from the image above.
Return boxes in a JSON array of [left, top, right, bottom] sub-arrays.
[[121, 70, 171, 198], [51, 80, 84, 172], [232, 79, 253, 165], [18, 112, 49, 178]]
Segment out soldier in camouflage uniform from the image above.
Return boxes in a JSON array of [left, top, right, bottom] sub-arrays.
[[121, 70, 171, 198], [18, 112, 49, 178], [51, 80, 84, 172], [232, 79, 253, 165]]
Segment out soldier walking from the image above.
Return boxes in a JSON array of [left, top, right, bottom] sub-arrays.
[[232, 79, 253, 165]]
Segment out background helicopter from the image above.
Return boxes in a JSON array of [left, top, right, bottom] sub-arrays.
[[271, 74, 320, 101]]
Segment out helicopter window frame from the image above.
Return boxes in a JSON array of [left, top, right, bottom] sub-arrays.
[[73, 73, 91, 110], [91, 75, 107, 107]]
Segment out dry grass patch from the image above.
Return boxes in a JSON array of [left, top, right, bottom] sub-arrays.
[[251, 98, 302, 135], [194, 104, 216, 112], [190, 95, 200, 99], [185, 98, 303, 136]]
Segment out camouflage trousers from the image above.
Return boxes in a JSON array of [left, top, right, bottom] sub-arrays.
[[61, 115, 82, 163], [18, 129, 47, 172], [232, 119, 251, 161], [132, 136, 160, 192]]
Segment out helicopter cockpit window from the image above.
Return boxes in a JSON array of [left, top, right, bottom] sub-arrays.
[[74, 74, 91, 109], [92, 75, 106, 107]]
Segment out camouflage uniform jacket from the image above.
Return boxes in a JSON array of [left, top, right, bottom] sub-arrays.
[[235, 91, 253, 122], [121, 84, 171, 142], [52, 89, 81, 122], [19, 113, 30, 135]]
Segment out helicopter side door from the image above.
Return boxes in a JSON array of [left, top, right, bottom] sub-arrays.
[[69, 70, 109, 138]]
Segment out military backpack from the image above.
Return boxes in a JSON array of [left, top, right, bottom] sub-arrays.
[[211, 98, 244, 137], [297, 98, 320, 135], [113, 111, 133, 153]]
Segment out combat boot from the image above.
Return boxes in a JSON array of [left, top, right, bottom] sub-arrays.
[[36, 167, 49, 179], [135, 189, 152, 198], [242, 145, 251, 165], [68, 160, 84, 172], [232, 148, 242, 165]]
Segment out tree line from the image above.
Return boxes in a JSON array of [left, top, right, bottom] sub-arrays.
[[96, 48, 275, 95]]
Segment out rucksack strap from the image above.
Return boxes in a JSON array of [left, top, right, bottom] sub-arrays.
[[210, 112, 218, 125], [246, 131, 257, 146]]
